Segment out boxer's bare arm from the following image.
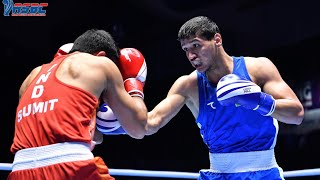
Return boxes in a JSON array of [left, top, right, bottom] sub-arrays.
[[246, 57, 304, 124], [101, 59, 147, 139]]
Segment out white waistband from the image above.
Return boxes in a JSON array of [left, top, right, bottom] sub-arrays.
[[12, 142, 94, 172], [209, 149, 279, 173]]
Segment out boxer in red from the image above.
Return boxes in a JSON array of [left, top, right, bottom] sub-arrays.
[[8, 29, 148, 180]]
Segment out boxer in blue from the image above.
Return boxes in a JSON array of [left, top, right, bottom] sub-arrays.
[[144, 16, 304, 179], [95, 16, 304, 179]]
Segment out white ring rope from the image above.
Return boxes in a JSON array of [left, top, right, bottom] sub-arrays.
[[283, 168, 320, 178], [0, 163, 12, 171], [0, 163, 319, 178], [109, 169, 198, 179]]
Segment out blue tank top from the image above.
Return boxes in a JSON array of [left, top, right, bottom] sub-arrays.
[[196, 56, 278, 153]]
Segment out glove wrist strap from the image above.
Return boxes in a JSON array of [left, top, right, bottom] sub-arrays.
[[255, 92, 276, 116], [124, 78, 144, 99]]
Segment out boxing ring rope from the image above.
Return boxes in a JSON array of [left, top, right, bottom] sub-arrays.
[[0, 163, 320, 178]]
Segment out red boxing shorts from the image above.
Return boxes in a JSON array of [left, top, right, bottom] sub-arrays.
[[8, 142, 115, 180]]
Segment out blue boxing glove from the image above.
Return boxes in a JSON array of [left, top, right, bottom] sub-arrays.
[[216, 74, 276, 116], [96, 103, 127, 135]]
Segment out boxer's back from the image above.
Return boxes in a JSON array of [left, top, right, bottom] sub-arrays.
[[11, 53, 100, 153]]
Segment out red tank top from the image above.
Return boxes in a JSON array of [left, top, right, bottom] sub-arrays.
[[10, 55, 99, 153]]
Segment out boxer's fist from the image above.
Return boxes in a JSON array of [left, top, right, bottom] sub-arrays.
[[216, 74, 275, 116], [119, 48, 147, 99], [96, 103, 127, 135], [54, 43, 74, 58]]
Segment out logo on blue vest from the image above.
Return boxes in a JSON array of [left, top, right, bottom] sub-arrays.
[[2, 0, 48, 16], [207, 102, 216, 109]]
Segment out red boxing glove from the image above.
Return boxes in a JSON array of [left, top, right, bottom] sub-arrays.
[[119, 48, 147, 99], [54, 43, 74, 58]]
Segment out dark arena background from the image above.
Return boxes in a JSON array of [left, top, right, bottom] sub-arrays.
[[1, 0, 320, 179]]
